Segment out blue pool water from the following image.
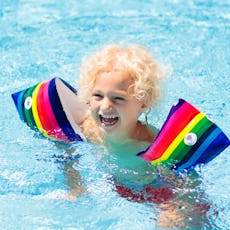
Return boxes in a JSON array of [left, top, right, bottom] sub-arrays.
[[1, 0, 229, 229]]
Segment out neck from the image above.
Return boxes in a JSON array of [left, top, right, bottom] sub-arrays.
[[103, 121, 142, 144]]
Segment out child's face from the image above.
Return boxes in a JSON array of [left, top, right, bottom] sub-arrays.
[[90, 70, 146, 141]]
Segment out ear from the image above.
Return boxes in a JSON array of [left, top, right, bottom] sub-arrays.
[[140, 103, 148, 113]]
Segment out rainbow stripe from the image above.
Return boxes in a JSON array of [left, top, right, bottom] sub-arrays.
[[11, 78, 84, 142], [138, 99, 230, 172]]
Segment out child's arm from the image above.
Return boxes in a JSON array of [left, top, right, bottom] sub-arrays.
[[155, 173, 212, 228], [63, 161, 86, 201], [54, 143, 86, 201], [156, 198, 211, 228]]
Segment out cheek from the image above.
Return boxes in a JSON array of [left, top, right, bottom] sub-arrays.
[[88, 100, 96, 116], [89, 98, 98, 110], [89, 107, 98, 124], [119, 107, 140, 123], [126, 102, 143, 117]]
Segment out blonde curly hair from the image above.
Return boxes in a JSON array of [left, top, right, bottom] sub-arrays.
[[77, 44, 164, 109]]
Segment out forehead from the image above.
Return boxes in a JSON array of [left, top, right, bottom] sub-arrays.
[[94, 71, 133, 90]]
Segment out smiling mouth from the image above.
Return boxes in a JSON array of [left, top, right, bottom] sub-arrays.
[[99, 114, 119, 127]]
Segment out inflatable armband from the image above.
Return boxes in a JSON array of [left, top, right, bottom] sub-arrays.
[[12, 79, 229, 172], [138, 99, 230, 172], [11, 77, 88, 142]]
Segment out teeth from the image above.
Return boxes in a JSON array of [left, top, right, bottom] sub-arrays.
[[99, 114, 119, 128], [101, 115, 118, 119]]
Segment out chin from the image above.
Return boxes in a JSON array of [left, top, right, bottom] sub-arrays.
[[100, 127, 119, 139]]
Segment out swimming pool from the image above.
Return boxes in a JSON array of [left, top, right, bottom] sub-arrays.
[[1, 0, 229, 229]]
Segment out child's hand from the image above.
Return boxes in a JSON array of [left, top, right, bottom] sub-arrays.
[[66, 186, 86, 201], [156, 201, 186, 228]]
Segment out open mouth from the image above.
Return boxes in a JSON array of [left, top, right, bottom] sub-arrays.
[[99, 114, 119, 127]]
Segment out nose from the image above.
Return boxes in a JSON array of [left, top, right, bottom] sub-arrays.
[[100, 97, 113, 112]]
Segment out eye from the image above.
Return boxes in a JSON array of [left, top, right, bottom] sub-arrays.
[[113, 96, 126, 103], [92, 93, 103, 100], [115, 97, 125, 101]]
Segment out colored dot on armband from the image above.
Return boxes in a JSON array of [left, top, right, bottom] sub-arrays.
[[184, 133, 197, 146], [24, 97, 32, 110]]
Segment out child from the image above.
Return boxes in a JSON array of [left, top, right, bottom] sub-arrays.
[[77, 44, 164, 154], [76, 44, 168, 188], [63, 44, 165, 199], [72, 44, 211, 228]]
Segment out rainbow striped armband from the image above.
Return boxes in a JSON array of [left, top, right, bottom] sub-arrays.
[[138, 99, 230, 173], [11, 77, 88, 143]]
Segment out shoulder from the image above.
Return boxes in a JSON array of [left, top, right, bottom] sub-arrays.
[[148, 124, 159, 139], [80, 115, 103, 144], [137, 121, 158, 143]]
